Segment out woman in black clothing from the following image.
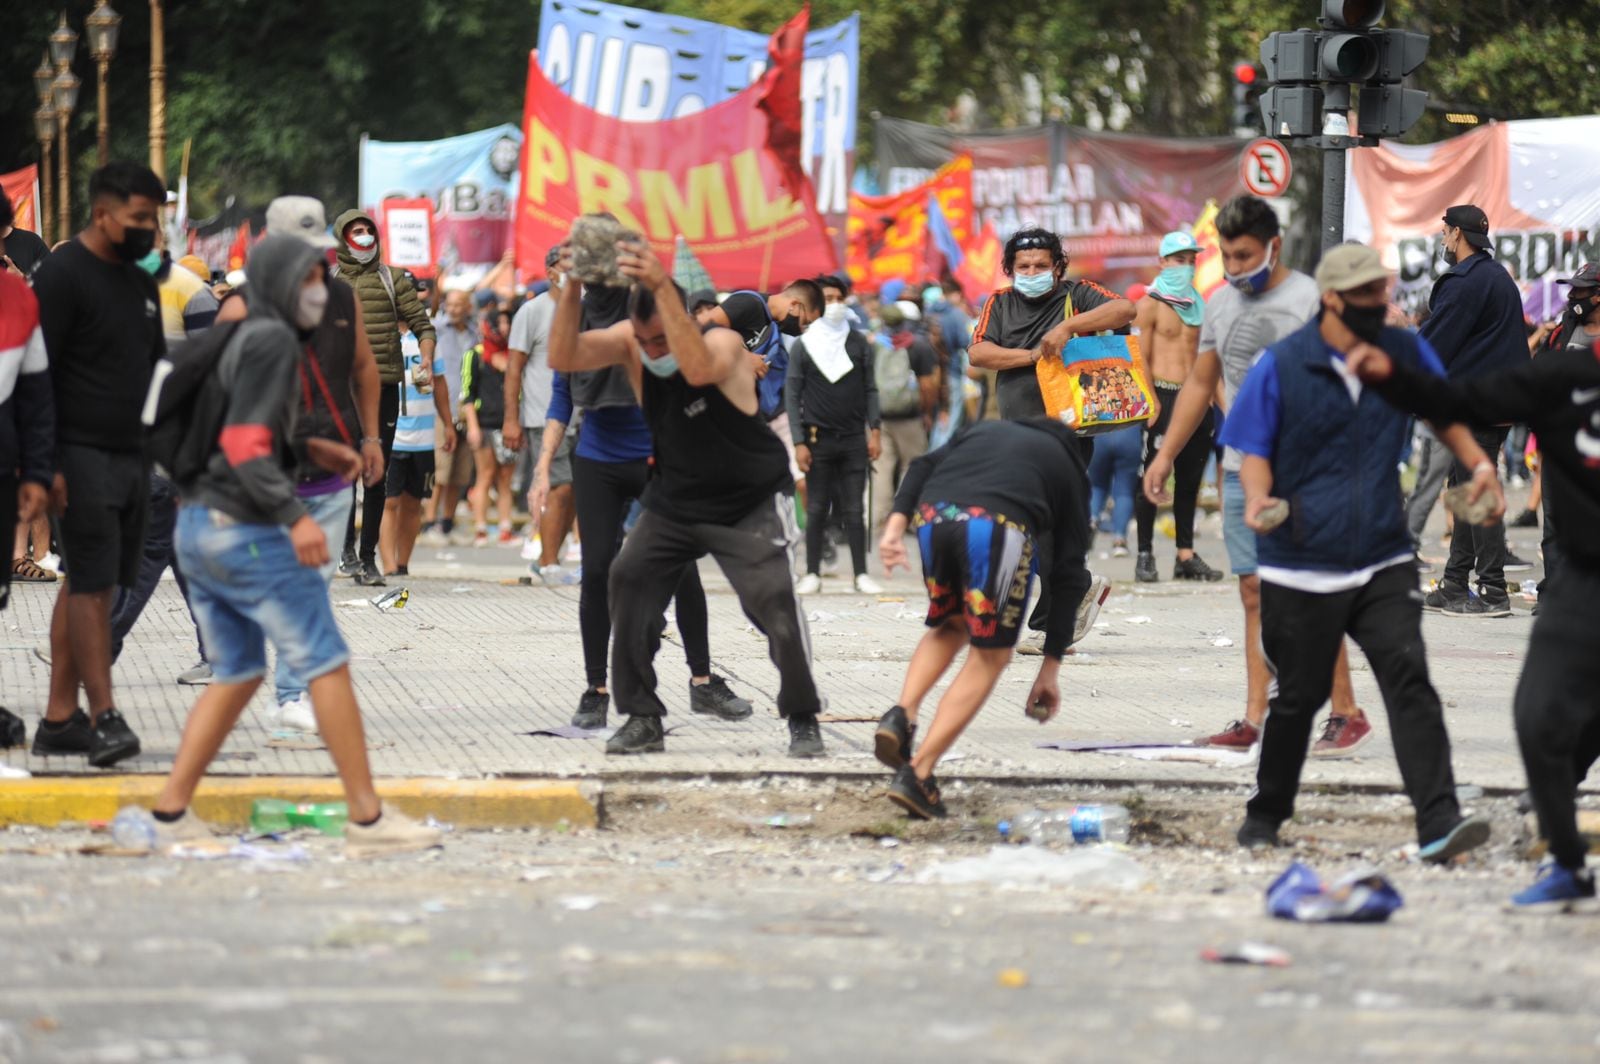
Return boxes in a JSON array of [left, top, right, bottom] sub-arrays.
[[785, 297, 881, 593]]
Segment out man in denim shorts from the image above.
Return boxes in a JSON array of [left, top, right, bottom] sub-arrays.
[[875, 418, 1092, 819]]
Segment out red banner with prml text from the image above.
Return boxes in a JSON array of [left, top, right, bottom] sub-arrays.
[[846, 155, 974, 291], [514, 51, 838, 291], [1, 166, 41, 234]]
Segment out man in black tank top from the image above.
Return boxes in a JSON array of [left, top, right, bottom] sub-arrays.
[[548, 238, 825, 758]]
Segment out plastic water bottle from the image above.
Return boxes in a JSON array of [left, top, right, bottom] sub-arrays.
[[250, 799, 349, 836], [998, 804, 1131, 845], [110, 806, 158, 852]]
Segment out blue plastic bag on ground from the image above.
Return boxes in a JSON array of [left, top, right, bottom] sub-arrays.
[[1266, 861, 1404, 923]]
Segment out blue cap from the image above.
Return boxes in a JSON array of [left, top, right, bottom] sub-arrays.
[[1159, 231, 1201, 257]]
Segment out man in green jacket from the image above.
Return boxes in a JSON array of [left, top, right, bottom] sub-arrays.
[[332, 208, 437, 585]]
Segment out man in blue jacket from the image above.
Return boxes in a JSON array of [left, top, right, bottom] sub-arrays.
[[1221, 243, 1499, 861], [1419, 205, 1529, 616]]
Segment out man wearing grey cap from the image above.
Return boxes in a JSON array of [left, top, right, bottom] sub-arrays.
[[1220, 243, 1500, 860], [1417, 204, 1530, 617]]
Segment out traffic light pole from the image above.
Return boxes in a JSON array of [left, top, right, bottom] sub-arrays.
[[1300, 134, 1377, 252]]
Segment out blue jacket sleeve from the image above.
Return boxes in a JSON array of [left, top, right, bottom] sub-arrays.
[[546, 371, 573, 426]]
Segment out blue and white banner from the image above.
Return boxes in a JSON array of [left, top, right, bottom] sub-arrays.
[[359, 124, 524, 269], [536, 0, 858, 218]]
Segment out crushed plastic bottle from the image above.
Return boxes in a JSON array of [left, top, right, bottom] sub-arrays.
[[998, 804, 1131, 845], [250, 799, 348, 836], [110, 806, 158, 852]]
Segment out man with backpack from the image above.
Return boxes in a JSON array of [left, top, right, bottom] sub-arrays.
[[869, 300, 939, 539], [330, 209, 436, 588]]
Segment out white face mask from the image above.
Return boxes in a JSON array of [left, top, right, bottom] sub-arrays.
[[823, 303, 850, 325], [296, 282, 329, 330]]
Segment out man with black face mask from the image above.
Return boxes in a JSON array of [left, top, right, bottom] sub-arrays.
[[1547, 263, 1600, 354], [29, 162, 168, 767], [1223, 243, 1501, 860], [1418, 205, 1528, 617]]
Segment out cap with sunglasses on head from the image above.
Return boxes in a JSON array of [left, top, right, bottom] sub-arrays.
[[1557, 262, 1600, 290], [1443, 205, 1493, 250]]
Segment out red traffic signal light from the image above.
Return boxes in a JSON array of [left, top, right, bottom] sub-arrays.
[[1234, 62, 1258, 85]]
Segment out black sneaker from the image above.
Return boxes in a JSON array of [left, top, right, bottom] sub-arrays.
[[1504, 552, 1536, 573], [874, 705, 915, 769], [337, 550, 361, 578], [605, 715, 665, 755], [88, 709, 141, 768], [388, 565, 409, 578], [1509, 509, 1539, 529], [1134, 551, 1159, 583], [1237, 816, 1282, 850], [1442, 592, 1511, 619], [787, 714, 825, 758], [31, 708, 92, 757], [571, 688, 609, 729], [0, 706, 25, 749], [887, 764, 948, 820], [1173, 554, 1224, 582], [1419, 813, 1491, 864], [1422, 582, 1469, 613], [353, 560, 387, 587], [689, 675, 753, 720]]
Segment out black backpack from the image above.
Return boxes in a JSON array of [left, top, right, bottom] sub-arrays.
[[140, 321, 244, 485]]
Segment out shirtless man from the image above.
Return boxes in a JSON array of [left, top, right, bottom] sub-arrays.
[[1132, 232, 1223, 584]]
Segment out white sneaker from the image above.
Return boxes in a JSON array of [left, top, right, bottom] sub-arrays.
[[345, 808, 445, 859], [273, 694, 319, 734], [794, 573, 822, 595], [854, 573, 884, 595], [1073, 574, 1113, 646], [37, 552, 61, 574], [539, 563, 581, 587]]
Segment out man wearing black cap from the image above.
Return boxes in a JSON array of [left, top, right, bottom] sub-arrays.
[[1548, 263, 1600, 354], [1418, 205, 1528, 617]]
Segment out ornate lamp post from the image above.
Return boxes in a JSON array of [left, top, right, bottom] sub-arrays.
[[34, 52, 57, 243], [86, 2, 122, 167], [50, 14, 81, 241], [149, 0, 167, 180]]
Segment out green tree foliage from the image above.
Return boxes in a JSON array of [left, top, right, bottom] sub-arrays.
[[2, 0, 1595, 231]]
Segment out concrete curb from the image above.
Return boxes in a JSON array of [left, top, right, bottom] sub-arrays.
[[0, 777, 602, 830]]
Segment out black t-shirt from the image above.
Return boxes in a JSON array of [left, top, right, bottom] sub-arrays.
[[33, 239, 164, 453], [972, 279, 1124, 420], [1, 227, 50, 280], [721, 292, 776, 352], [640, 369, 792, 526]]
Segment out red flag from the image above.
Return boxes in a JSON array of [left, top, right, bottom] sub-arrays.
[[227, 222, 251, 272], [954, 221, 1005, 305], [755, 6, 812, 205]]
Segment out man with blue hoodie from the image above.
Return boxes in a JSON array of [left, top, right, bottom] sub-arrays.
[[1222, 243, 1499, 861]]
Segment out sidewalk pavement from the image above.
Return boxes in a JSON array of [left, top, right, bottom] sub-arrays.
[[1, 508, 1572, 801]]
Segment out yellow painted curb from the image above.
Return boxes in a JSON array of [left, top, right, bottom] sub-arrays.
[[0, 777, 601, 830]]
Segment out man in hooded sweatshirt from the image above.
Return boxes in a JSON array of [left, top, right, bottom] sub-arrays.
[[146, 234, 442, 858], [331, 209, 436, 587]]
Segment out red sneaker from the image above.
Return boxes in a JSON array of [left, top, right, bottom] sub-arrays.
[[1202, 719, 1260, 749], [1310, 713, 1373, 759]]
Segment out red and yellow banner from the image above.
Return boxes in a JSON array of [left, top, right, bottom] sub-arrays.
[[513, 22, 838, 292], [845, 155, 973, 290], [1, 166, 41, 234]]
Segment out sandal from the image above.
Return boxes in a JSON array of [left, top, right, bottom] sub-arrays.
[[11, 558, 57, 583]]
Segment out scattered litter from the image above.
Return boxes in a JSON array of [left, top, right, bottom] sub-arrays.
[[1266, 862, 1404, 923], [1036, 739, 1192, 752], [1211, 637, 1235, 648], [450, 585, 475, 594], [1125, 615, 1153, 625], [879, 837, 901, 849], [1201, 942, 1292, 967], [743, 814, 813, 829], [876, 595, 906, 603], [817, 714, 879, 723], [171, 841, 311, 863], [996, 968, 1029, 989], [519, 868, 557, 882], [1455, 784, 1484, 802], [916, 846, 1147, 890], [808, 610, 839, 624], [370, 587, 410, 611], [893, 608, 924, 621], [1122, 745, 1255, 767], [323, 923, 430, 949]]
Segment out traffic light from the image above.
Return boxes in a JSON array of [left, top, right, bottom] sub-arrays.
[[1232, 63, 1260, 134], [1258, 0, 1428, 140]]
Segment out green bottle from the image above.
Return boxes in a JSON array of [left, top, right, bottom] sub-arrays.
[[250, 798, 349, 836]]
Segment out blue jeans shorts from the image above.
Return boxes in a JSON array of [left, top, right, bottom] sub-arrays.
[[1221, 471, 1257, 577], [175, 505, 350, 685]]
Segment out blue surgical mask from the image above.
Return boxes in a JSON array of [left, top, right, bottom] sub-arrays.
[[641, 351, 679, 378], [1156, 265, 1196, 290], [1225, 243, 1276, 295], [135, 249, 163, 276], [1012, 272, 1057, 299]]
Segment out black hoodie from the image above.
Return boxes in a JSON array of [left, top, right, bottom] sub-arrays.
[[892, 417, 1092, 656], [188, 235, 322, 527]]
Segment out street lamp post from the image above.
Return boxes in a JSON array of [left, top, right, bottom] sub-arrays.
[[34, 52, 57, 244], [87, 2, 122, 167], [51, 14, 81, 241]]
